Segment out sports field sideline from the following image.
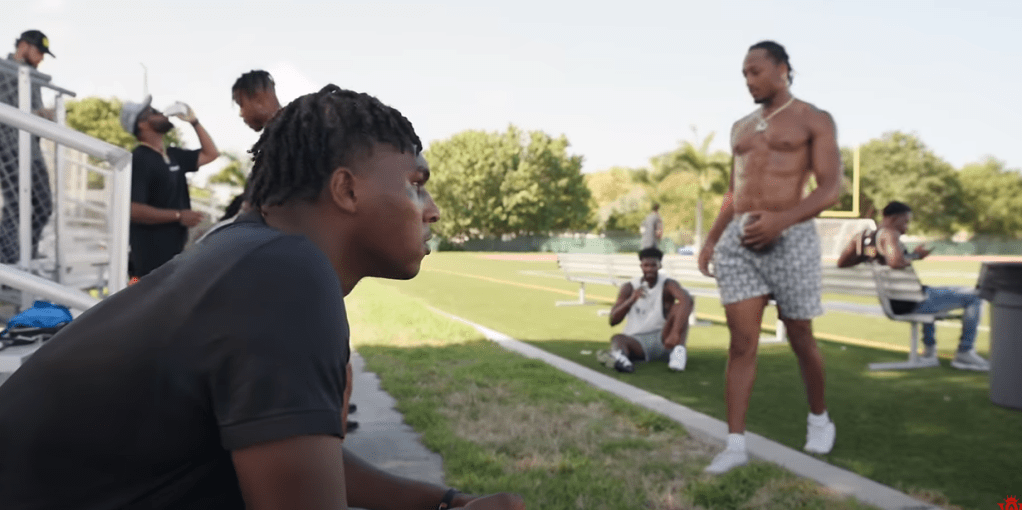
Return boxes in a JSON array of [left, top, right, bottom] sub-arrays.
[[351, 252, 1019, 510]]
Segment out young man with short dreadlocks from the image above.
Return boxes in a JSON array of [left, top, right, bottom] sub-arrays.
[[0, 85, 524, 510], [698, 40, 842, 474], [232, 69, 281, 132]]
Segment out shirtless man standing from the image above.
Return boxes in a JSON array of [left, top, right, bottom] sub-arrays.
[[698, 41, 842, 474]]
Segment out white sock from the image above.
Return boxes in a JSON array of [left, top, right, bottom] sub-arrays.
[[808, 410, 830, 426], [726, 433, 746, 451]]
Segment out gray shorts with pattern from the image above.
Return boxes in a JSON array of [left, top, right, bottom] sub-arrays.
[[630, 330, 667, 361], [713, 217, 823, 320]]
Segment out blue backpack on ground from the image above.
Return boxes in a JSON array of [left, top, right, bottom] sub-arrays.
[[0, 300, 73, 348]]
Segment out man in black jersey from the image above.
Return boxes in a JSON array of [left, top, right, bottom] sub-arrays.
[[0, 86, 523, 510], [120, 95, 220, 280], [837, 201, 989, 371]]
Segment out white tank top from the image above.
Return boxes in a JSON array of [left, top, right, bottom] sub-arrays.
[[622, 273, 667, 336]]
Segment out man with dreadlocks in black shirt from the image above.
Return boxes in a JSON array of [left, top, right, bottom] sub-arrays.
[[0, 85, 524, 510]]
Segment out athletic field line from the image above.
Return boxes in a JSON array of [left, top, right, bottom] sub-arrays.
[[425, 268, 914, 355], [425, 268, 616, 302]]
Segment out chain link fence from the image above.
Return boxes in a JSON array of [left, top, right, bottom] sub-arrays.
[[0, 60, 55, 269]]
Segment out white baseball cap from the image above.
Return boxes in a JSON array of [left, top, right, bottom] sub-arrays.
[[119, 95, 153, 137]]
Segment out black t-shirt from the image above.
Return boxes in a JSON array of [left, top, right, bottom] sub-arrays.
[[0, 211, 350, 509], [129, 146, 199, 277]]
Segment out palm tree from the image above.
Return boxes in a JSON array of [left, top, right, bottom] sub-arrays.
[[660, 128, 730, 250]]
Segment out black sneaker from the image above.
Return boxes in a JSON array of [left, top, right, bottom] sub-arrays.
[[348, 403, 357, 413], [346, 420, 359, 433]]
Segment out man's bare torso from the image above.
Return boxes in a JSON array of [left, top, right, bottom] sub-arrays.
[[731, 100, 822, 214]]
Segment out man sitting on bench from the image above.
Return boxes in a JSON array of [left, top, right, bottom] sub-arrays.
[[598, 247, 693, 373], [837, 201, 989, 371]]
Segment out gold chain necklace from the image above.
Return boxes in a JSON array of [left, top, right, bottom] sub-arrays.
[[140, 142, 170, 164], [754, 96, 796, 132]]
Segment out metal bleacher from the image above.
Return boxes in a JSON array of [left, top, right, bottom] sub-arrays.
[[0, 61, 132, 382]]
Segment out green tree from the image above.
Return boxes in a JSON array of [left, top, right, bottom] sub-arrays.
[[958, 158, 1022, 237], [584, 165, 721, 244], [66, 96, 182, 152], [650, 129, 730, 247], [856, 132, 966, 236], [584, 166, 647, 233], [425, 125, 593, 240], [208, 151, 249, 188], [835, 147, 858, 213]]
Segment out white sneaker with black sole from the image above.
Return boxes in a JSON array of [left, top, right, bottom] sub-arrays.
[[610, 349, 634, 373]]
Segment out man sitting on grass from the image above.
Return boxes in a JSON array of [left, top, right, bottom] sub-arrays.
[[837, 201, 989, 371], [597, 247, 693, 373], [0, 86, 523, 510]]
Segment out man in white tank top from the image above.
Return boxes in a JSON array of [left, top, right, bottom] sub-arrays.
[[598, 247, 694, 373]]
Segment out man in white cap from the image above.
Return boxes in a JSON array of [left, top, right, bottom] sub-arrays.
[[0, 30, 57, 264], [120, 96, 219, 281]]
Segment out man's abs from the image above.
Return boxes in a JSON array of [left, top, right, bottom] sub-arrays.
[[732, 153, 811, 213]]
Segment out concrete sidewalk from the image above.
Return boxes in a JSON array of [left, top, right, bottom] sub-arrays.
[[428, 306, 942, 510], [344, 351, 446, 486]]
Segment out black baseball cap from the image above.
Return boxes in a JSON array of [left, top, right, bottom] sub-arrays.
[[18, 30, 54, 58]]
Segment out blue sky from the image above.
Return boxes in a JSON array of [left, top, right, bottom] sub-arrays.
[[6, 0, 1021, 183]]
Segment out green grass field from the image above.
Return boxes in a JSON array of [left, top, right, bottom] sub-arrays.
[[348, 280, 879, 510], [352, 252, 1020, 510]]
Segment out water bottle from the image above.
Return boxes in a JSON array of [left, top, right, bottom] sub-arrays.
[[163, 101, 188, 117]]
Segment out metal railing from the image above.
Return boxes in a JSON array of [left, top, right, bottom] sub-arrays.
[[0, 93, 131, 309]]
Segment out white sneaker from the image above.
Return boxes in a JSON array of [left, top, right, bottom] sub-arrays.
[[668, 345, 687, 371], [704, 447, 748, 474], [918, 345, 939, 367], [804, 416, 836, 455], [951, 350, 990, 372]]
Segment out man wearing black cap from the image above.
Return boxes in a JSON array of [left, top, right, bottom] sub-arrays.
[[9, 30, 54, 70], [120, 95, 219, 280], [0, 30, 57, 264]]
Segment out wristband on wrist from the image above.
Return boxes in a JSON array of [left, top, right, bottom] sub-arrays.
[[438, 488, 459, 509]]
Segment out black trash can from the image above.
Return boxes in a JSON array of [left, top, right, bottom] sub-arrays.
[[977, 262, 1022, 410]]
